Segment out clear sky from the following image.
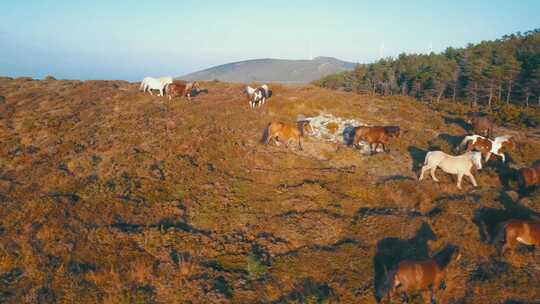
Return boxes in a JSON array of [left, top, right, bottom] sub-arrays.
[[1, 0, 538, 81]]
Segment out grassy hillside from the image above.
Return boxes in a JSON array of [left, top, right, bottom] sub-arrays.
[[179, 57, 357, 84], [0, 77, 539, 303]]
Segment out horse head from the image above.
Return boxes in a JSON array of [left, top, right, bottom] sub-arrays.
[[297, 120, 313, 136]]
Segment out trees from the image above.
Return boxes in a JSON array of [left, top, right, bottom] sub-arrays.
[[315, 29, 539, 109]]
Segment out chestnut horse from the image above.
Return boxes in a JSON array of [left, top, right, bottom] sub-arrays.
[[519, 161, 540, 190], [459, 135, 514, 162], [378, 253, 461, 303], [353, 126, 397, 153], [467, 114, 494, 138], [261, 120, 312, 150], [493, 219, 540, 256], [165, 82, 201, 101]]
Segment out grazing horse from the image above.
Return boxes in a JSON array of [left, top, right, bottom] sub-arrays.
[[140, 77, 173, 96], [244, 85, 270, 108], [419, 151, 482, 189], [353, 126, 396, 153], [459, 135, 514, 162], [378, 253, 461, 304], [165, 82, 201, 101], [261, 120, 313, 150], [519, 161, 540, 190], [494, 219, 540, 256], [467, 114, 494, 138]]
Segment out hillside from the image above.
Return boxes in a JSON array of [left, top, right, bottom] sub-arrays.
[[178, 56, 357, 84], [0, 77, 540, 303]]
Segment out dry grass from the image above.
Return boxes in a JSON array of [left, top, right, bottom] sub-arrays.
[[0, 78, 539, 303]]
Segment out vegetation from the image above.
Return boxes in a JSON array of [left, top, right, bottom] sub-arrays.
[[1, 77, 539, 303], [315, 29, 540, 125]]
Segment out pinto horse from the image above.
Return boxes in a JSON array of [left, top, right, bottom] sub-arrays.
[[493, 219, 540, 256], [459, 135, 514, 163], [244, 84, 271, 108], [419, 151, 483, 190], [261, 120, 312, 150], [467, 114, 494, 138], [353, 126, 397, 153], [378, 253, 461, 303], [519, 161, 540, 190]]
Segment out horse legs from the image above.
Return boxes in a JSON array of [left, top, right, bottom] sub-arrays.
[[419, 165, 430, 181], [466, 171, 478, 187], [457, 173, 463, 189], [430, 167, 440, 182], [485, 152, 492, 162]]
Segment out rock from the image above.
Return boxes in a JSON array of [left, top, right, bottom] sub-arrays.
[[44, 75, 56, 81]]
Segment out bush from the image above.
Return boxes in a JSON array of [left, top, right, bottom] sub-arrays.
[[493, 104, 540, 128]]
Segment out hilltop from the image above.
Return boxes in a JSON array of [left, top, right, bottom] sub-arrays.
[[0, 77, 539, 303], [178, 56, 357, 84]]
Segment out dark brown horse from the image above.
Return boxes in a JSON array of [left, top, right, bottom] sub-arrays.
[[467, 114, 494, 138], [261, 120, 313, 150], [494, 219, 540, 256], [378, 253, 460, 303], [519, 161, 540, 190], [353, 126, 398, 153]]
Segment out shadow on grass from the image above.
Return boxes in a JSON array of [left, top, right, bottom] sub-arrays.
[[407, 146, 428, 174], [443, 116, 471, 133], [373, 222, 436, 302]]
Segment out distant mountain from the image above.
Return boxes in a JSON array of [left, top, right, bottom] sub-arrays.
[[178, 56, 357, 84]]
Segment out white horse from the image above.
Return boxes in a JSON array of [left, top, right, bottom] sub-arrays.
[[419, 151, 482, 189], [140, 77, 173, 96]]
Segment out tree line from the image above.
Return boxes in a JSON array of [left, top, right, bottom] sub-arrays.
[[315, 29, 540, 108]]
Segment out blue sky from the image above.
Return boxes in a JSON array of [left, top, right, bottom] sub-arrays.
[[0, 0, 538, 81]]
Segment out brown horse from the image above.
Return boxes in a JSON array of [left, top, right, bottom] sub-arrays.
[[467, 114, 494, 138], [519, 161, 540, 190], [494, 219, 540, 256], [353, 126, 397, 153], [378, 254, 460, 303], [261, 120, 312, 150], [166, 82, 201, 101]]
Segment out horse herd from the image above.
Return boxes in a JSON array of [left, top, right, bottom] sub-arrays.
[[258, 114, 540, 303], [138, 78, 539, 303]]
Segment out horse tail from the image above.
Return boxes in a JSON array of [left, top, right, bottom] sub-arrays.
[[261, 123, 271, 144]]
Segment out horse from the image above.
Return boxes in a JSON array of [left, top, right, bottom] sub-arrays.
[[165, 82, 201, 101], [419, 151, 483, 190], [261, 120, 313, 150], [353, 126, 395, 153], [458, 135, 514, 163], [377, 252, 461, 304], [519, 161, 540, 190], [467, 114, 494, 138], [493, 219, 540, 256], [244, 85, 270, 108], [140, 77, 173, 96]]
